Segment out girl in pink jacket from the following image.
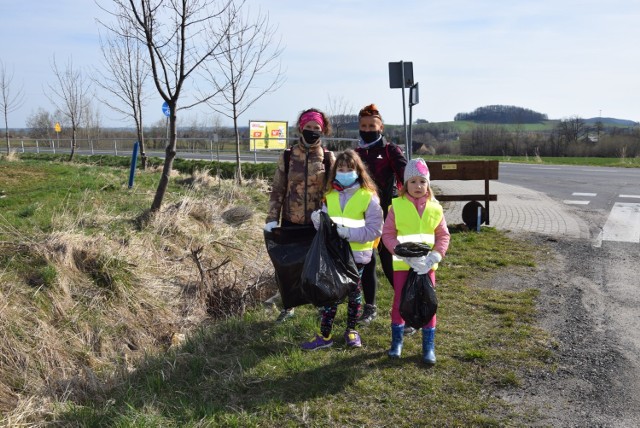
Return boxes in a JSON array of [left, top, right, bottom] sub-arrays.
[[382, 158, 450, 364]]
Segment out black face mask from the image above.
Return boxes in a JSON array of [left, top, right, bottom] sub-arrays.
[[359, 130, 382, 144], [302, 129, 321, 144]]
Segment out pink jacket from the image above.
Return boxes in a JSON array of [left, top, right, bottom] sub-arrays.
[[382, 194, 450, 257]]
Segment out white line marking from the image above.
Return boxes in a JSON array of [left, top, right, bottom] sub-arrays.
[[572, 193, 596, 197], [592, 230, 603, 248], [602, 202, 640, 243], [620, 195, 640, 199], [564, 200, 591, 205]]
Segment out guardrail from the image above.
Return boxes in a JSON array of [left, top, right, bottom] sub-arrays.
[[6, 137, 360, 163]]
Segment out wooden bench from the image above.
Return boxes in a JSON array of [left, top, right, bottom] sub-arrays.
[[425, 160, 499, 226]]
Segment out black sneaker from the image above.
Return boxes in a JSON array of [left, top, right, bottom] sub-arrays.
[[359, 304, 377, 324]]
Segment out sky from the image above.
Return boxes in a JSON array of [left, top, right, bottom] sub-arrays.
[[1, 0, 639, 129]]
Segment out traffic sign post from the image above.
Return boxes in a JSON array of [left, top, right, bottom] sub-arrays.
[[54, 122, 61, 154], [162, 102, 170, 146], [408, 83, 419, 156], [389, 61, 415, 160]]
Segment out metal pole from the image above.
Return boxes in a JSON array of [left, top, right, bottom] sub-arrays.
[[128, 141, 139, 189], [400, 61, 410, 160], [253, 138, 257, 164], [408, 104, 413, 158]]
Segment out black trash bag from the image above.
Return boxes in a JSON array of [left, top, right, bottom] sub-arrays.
[[394, 242, 432, 258], [264, 224, 317, 309], [399, 270, 438, 329], [395, 242, 438, 328], [300, 212, 360, 307]]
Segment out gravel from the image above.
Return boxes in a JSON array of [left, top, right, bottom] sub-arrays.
[[484, 232, 640, 427]]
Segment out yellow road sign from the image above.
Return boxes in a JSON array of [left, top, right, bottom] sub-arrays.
[[54, 122, 61, 133]]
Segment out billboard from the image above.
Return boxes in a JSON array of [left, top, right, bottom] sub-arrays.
[[249, 120, 288, 150]]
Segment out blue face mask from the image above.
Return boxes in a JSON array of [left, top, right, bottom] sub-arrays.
[[335, 171, 358, 187]]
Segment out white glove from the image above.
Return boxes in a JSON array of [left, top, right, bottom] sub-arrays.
[[416, 252, 443, 275], [311, 210, 321, 229], [406, 256, 429, 273], [264, 221, 278, 232], [336, 225, 350, 239]]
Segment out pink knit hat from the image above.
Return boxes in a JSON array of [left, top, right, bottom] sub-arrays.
[[404, 158, 430, 183]]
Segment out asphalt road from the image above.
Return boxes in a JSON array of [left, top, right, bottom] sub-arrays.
[[499, 162, 640, 213], [437, 162, 640, 426]]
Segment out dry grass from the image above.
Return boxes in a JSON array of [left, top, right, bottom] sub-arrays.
[[0, 167, 277, 424]]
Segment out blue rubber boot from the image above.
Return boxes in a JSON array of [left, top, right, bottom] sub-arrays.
[[422, 327, 436, 365], [388, 324, 404, 358]]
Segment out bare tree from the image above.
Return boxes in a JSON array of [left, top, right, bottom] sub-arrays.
[[0, 60, 25, 154], [204, 1, 284, 183], [556, 116, 587, 155], [26, 108, 54, 140], [95, 16, 151, 168], [46, 56, 92, 161], [82, 102, 102, 142], [99, 0, 234, 212], [326, 95, 355, 140]]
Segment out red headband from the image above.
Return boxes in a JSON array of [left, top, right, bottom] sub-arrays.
[[299, 111, 325, 131]]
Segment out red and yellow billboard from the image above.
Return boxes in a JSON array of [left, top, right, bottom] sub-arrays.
[[249, 120, 288, 150]]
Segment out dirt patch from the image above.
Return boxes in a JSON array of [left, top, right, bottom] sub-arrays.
[[480, 232, 640, 427]]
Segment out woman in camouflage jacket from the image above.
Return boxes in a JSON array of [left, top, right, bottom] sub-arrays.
[[265, 108, 336, 227], [264, 108, 336, 321]]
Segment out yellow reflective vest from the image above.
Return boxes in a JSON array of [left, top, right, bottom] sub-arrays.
[[391, 196, 443, 271], [326, 188, 375, 252]]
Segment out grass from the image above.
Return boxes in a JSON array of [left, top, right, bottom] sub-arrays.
[[55, 228, 550, 427], [0, 153, 556, 426]]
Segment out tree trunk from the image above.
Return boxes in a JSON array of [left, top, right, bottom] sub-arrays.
[[4, 110, 9, 154], [69, 127, 77, 161], [234, 115, 242, 184], [136, 118, 147, 170], [151, 108, 177, 212]]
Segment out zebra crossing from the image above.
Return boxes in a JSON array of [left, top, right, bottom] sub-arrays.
[[564, 193, 640, 244]]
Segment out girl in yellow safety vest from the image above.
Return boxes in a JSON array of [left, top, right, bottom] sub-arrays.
[[301, 149, 384, 351], [381, 158, 451, 364]]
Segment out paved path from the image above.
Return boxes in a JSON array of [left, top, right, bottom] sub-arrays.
[[434, 180, 591, 239]]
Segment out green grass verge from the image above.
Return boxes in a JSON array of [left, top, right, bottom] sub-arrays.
[[1, 155, 554, 425], [55, 227, 552, 427]]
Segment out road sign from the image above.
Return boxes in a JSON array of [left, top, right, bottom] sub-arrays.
[[54, 122, 61, 133], [388, 61, 414, 88], [162, 101, 170, 117]]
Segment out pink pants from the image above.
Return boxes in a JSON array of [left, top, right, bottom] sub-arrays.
[[391, 270, 437, 328]]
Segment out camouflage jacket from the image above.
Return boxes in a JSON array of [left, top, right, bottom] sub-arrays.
[[267, 140, 336, 225]]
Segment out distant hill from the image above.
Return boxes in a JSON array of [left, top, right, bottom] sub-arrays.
[[454, 105, 548, 124], [584, 117, 639, 127]]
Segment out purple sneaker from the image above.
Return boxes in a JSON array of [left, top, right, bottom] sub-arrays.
[[344, 329, 362, 348], [300, 333, 333, 351]]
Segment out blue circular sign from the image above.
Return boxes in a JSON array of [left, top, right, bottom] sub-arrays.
[[162, 101, 170, 117]]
